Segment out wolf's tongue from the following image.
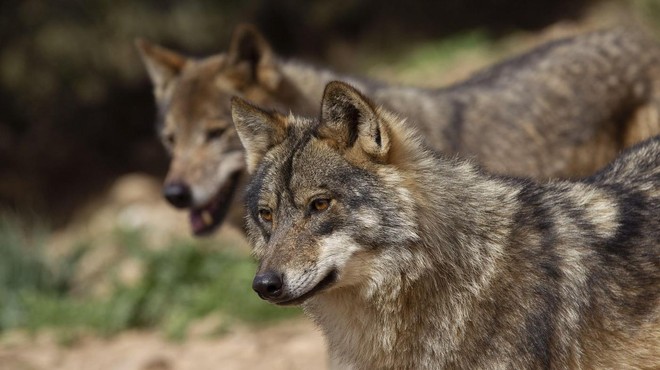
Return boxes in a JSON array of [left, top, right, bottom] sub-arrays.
[[190, 209, 210, 234]]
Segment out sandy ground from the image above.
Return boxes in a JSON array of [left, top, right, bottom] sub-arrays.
[[0, 319, 326, 370]]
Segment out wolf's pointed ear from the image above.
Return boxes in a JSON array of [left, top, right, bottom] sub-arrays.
[[226, 24, 281, 91], [231, 97, 288, 173], [135, 38, 186, 97], [319, 81, 391, 160]]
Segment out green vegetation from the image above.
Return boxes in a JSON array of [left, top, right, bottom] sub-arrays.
[[359, 30, 503, 87], [384, 31, 492, 71], [0, 214, 299, 341], [635, 0, 660, 35], [0, 213, 77, 332]]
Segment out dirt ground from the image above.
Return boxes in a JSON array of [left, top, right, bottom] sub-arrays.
[[0, 319, 326, 370]]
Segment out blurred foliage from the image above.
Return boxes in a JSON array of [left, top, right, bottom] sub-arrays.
[[0, 214, 298, 341], [0, 213, 82, 332], [0, 1, 245, 106], [633, 0, 660, 35], [362, 30, 496, 86]]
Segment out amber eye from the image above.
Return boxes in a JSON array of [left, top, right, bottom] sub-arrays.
[[206, 128, 226, 141], [259, 208, 273, 222], [311, 198, 331, 212]]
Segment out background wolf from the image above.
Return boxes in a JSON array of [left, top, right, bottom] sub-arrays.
[[138, 25, 660, 235], [233, 81, 660, 369]]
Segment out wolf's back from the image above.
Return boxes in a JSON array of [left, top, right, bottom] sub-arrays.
[[587, 136, 660, 190], [387, 26, 660, 179]]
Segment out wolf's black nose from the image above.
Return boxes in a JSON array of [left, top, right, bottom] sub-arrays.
[[252, 271, 283, 299], [163, 182, 192, 208]]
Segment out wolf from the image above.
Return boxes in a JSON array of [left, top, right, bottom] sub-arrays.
[[232, 81, 660, 369], [137, 25, 660, 235]]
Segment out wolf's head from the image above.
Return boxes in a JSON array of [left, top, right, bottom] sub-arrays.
[[232, 81, 421, 305], [136, 25, 293, 235]]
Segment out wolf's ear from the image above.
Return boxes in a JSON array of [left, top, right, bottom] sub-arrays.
[[226, 24, 281, 91], [319, 81, 391, 160], [231, 97, 288, 173], [135, 38, 186, 98]]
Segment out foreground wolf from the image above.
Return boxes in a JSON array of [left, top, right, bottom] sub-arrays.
[[233, 81, 660, 369], [137, 25, 660, 235]]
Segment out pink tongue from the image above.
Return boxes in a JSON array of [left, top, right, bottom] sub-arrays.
[[189, 210, 206, 234]]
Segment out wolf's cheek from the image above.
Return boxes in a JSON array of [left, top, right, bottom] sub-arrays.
[[245, 219, 270, 259], [315, 232, 365, 288], [355, 208, 381, 228], [248, 239, 268, 262]]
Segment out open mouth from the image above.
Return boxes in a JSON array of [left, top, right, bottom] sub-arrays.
[[189, 172, 241, 236], [273, 270, 338, 306]]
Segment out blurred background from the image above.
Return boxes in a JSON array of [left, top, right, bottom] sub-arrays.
[[0, 1, 658, 369]]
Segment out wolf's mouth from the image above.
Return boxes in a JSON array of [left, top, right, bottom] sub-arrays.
[[189, 172, 241, 236], [273, 270, 338, 306]]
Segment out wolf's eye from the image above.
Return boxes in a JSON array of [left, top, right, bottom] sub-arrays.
[[206, 128, 226, 141], [310, 198, 331, 212], [165, 134, 175, 146], [259, 208, 273, 222]]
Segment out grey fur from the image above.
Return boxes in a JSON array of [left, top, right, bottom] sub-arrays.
[[137, 25, 660, 235], [234, 81, 660, 369]]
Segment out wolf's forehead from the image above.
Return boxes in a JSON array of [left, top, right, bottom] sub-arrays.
[[163, 71, 232, 125], [266, 136, 314, 181], [276, 137, 364, 189], [260, 153, 292, 193], [253, 135, 316, 193], [171, 79, 231, 116]]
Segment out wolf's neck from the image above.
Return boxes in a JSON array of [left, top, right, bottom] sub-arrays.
[[278, 59, 376, 114], [415, 159, 518, 284], [305, 157, 520, 368]]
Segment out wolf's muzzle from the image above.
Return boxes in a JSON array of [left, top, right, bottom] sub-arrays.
[[163, 182, 192, 208], [252, 270, 284, 299]]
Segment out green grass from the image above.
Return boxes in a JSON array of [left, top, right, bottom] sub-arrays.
[[0, 212, 69, 332], [388, 31, 491, 72], [635, 0, 660, 35], [0, 214, 299, 341], [357, 30, 496, 84]]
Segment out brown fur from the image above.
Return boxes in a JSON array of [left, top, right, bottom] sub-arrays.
[[137, 24, 660, 235], [233, 81, 660, 369]]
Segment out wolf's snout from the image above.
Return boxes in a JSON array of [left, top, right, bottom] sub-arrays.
[[163, 182, 192, 208], [252, 271, 284, 299]]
